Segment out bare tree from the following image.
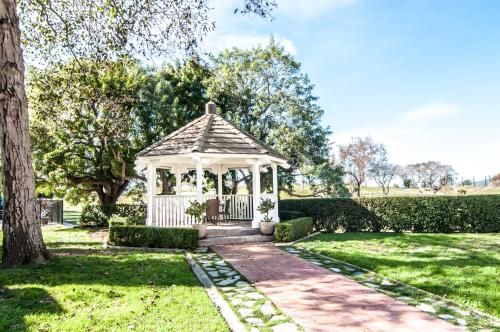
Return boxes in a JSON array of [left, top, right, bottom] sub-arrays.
[[338, 137, 383, 197], [0, 0, 275, 266], [368, 150, 400, 195], [403, 161, 456, 193]]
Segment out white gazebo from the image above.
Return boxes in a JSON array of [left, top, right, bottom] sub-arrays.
[[135, 102, 289, 229]]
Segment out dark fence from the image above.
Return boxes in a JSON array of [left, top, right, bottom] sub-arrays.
[[36, 199, 64, 224]]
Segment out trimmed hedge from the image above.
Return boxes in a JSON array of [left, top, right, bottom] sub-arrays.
[[108, 225, 199, 249], [80, 204, 146, 227], [279, 210, 306, 221], [280, 195, 500, 233], [275, 217, 313, 242]]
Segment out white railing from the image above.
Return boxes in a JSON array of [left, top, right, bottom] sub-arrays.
[[152, 194, 253, 227]]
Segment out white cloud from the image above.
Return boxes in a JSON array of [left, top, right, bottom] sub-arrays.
[[403, 103, 460, 121], [204, 33, 297, 55], [277, 0, 357, 19]]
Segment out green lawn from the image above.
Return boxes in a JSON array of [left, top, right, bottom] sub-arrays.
[[63, 204, 82, 225], [296, 232, 500, 317], [0, 226, 228, 331]]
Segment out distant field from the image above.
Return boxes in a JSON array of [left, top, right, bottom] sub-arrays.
[[63, 204, 81, 225], [281, 184, 500, 199]]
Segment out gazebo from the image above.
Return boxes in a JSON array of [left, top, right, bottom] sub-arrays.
[[135, 102, 289, 229]]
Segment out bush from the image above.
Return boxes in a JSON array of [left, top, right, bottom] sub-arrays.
[[279, 210, 306, 221], [280, 195, 500, 233], [80, 204, 146, 227], [108, 215, 128, 226], [109, 225, 199, 249], [275, 217, 313, 242]]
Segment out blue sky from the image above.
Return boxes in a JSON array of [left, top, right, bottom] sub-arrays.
[[203, 0, 500, 179]]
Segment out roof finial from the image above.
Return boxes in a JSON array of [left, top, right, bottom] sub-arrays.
[[205, 101, 216, 114]]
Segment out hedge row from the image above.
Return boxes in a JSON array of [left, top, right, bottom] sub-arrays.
[[279, 210, 306, 221], [80, 204, 146, 227], [280, 195, 500, 233], [275, 217, 313, 242], [108, 225, 199, 249]]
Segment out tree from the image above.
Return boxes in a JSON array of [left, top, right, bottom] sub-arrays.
[[403, 161, 456, 193], [2, 0, 275, 266], [207, 39, 346, 197], [368, 148, 400, 195], [30, 59, 147, 205], [491, 174, 500, 187], [338, 137, 383, 197]]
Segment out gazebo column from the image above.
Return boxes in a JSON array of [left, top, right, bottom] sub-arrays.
[[175, 168, 182, 195], [272, 162, 280, 222], [217, 164, 223, 201], [252, 161, 262, 228], [146, 162, 156, 226], [195, 159, 203, 202]]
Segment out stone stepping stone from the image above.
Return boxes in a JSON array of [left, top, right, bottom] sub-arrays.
[[364, 282, 380, 289], [381, 279, 396, 286], [438, 314, 456, 321], [231, 299, 243, 306], [417, 303, 436, 313], [343, 266, 356, 271], [222, 271, 238, 277], [272, 323, 298, 332], [235, 281, 250, 287], [220, 286, 235, 293], [270, 315, 287, 322], [217, 276, 240, 286], [238, 308, 254, 317], [456, 318, 467, 326], [246, 292, 265, 300], [246, 317, 264, 326], [240, 300, 256, 308], [446, 306, 469, 316], [261, 301, 276, 315], [329, 267, 342, 273], [396, 296, 413, 302], [208, 271, 220, 278], [215, 261, 227, 266], [352, 272, 365, 277]]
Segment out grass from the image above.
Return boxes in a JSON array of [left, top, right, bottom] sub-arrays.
[[0, 226, 228, 331], [63, 204, 82, 225], [296, 232, 500, 317]]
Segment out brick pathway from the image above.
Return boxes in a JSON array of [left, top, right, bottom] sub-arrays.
[[212, 244, 462, 332]]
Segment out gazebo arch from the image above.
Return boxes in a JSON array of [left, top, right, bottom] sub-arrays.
[[135, 102, 289, 229]]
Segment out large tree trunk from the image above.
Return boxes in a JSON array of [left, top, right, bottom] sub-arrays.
[[95, 180, 129, 205], [0, 0, 49, 266]]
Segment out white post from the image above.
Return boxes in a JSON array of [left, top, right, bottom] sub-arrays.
[[175, 169, 182, 195], [252, 161, 262, 228], [217, 164, 223, 201], [272, 162, 280, 222], [196, 160, 203, 202], [146, 162, 156, 226]]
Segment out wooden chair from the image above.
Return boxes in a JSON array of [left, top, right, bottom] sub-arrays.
[[205, 199, 220, 225]]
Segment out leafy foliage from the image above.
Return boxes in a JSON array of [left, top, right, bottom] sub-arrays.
[[80, 204, 146, 227], [279, 210, 306, 221], [275, 217, 313, 242], [280, 195, 500, 233], [109, 225, 199, 249], [257, 198, 275, 222], [185, 201, 207, 223]]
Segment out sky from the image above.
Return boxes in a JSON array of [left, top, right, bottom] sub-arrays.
[[201, 0, 500, 179]]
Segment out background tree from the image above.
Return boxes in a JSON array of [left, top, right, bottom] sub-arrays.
[[338, 137, 383, 197], [368, 147, 400, 195], [207, 39, 346, 197], [403, 161, 456, 193], [491, 173, 500, 187], [2, 0, 275, 266]]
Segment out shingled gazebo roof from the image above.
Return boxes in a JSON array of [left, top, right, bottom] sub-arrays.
[[137, 110, 287, 161]]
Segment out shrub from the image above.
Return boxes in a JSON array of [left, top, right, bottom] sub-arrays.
[[279, 210, 305, 221], [109, 225, 199, 249], [275, 217, 313, 242], [80, 204, 146, 227], [280, 195, 500, 233]]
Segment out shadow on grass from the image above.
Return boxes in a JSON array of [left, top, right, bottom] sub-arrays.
[[0, 287, 63, 332], [0, 249, 200, 331]]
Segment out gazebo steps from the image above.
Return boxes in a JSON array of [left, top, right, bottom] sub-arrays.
[[206, 227, 259, 238], [199, 234, 274, 247]]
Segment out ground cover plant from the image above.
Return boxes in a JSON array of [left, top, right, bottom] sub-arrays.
[[296, 232, 500, 319], [0, 226, 227, 331]]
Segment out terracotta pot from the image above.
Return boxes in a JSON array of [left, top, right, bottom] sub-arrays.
[[193, 224, 207, 238], [260, 221, 276, 235]]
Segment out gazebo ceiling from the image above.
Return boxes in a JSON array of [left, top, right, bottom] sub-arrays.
[[137, 102, 288, 164]]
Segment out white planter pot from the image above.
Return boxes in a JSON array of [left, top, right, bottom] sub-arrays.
[[260, 221, 276, 235], [192, 224, 207, 239]]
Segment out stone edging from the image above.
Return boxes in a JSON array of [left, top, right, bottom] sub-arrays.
[[185, 253, 246, 332], [282, 246, 500, 331], [103, 244, 186, 253]]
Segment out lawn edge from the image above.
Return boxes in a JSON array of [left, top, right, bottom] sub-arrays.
[[185, 252, 246, 332]]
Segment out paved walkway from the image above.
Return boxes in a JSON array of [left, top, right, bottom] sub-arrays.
[[212, 244, 462, 332]]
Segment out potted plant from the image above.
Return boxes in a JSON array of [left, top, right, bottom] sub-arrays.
[[257, 198, 276, 235], [185, 201, 207, 238]]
